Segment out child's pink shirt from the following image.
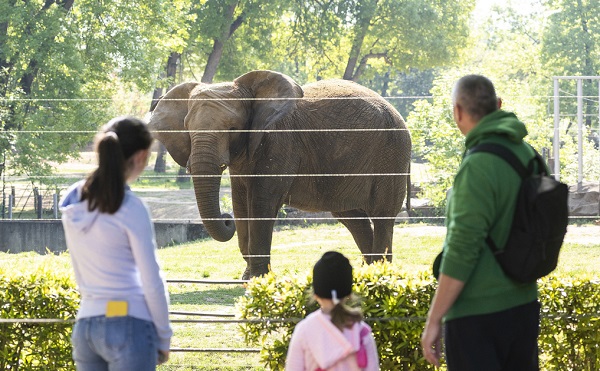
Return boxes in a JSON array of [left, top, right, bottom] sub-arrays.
[[285, 310, 379, 371]]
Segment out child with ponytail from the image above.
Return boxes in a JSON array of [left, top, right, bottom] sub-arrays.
[[286, 251, 379, 370]]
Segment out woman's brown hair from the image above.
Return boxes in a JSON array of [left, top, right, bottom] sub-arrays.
[[81, 116, 153, 214]]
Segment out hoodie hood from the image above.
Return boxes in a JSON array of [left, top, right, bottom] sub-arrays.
[[60, 181, 99, 233], [465, 110, 528, 149], [303, 310, 363, 369]]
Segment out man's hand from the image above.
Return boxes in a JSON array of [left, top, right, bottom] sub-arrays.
[[421, 318, 443, 367], [421, 273, 466, 368]]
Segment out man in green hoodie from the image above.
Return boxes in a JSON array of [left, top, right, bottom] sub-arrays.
[[421, 75, 539, 370]]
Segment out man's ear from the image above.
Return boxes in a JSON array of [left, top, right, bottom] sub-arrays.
[[497, 97, 503, 109], [453, 103, 462, 123]]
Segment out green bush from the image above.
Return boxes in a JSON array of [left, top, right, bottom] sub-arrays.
[[236, 262, 600, 371], [0, 270, 79, 370], [237, 262, 438, 370], [539, 277, 600, 370]]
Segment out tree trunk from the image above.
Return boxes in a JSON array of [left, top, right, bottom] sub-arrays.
[[153, 52, 180, 173], [381, 70, 390, 97], [201, 3, 244, 83], [166, 51, 180, 84], [342, 0, 378, 81], [18, 0, 74, 95], [176, 166, 189, 183], [575, 0, 595, 127], [0, 0, 16, 92]]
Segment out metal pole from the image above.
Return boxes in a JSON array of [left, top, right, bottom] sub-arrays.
[[53, 193, 58, 219], [553, 78, 560, 180], [577, 79, 583, 190], [37, 194, 42, 219], [8, 194, 12, 219]]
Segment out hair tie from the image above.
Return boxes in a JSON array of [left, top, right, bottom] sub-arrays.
[[331, 290, 340, 305], [104, 131, 118, 141]]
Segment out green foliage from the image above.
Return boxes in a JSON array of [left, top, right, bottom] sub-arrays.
[[237, 263, 600, 370], [407, 75, 464, 212], [237, 262, 439, 370], [556, 123, 600, 185], [541, 0, 600, 77], [539, 277, 600, 370], [0, 0, 190, 182], [0, 269, 79, 370], [406, 3, 558, 210]]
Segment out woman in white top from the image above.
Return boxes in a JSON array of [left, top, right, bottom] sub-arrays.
[[61, 116, 172, 370]]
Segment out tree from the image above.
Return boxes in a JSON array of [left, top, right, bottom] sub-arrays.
[[541, 0, 600, 127], [279, 0, 474, 83], [408, 3, 551, 210], [0, 0, 187, 182], [0, 0, 94, 180], [539, 0, 600, 183], [184, 0, 289, 83]]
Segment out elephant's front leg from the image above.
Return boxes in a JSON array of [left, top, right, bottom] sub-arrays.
[[247, 217, 277, 277], [231, 180, 251, 279], [246, 180, 286, 277]]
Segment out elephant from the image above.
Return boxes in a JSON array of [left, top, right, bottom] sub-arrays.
[[149, 70, 411, 279]]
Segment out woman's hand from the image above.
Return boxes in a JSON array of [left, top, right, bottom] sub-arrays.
[[158, 350, 169, 365]]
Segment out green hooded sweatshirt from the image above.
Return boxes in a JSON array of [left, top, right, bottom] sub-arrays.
[[439, 109, 538, 321]]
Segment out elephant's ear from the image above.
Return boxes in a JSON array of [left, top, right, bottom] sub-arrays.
[[234, 70, 303, 158], [148, 81, 200, 168]]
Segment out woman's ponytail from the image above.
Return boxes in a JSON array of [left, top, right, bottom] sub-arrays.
[[81, 117, 152, 214]]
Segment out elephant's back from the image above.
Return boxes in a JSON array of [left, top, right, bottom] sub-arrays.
[[300, 80, 407, 130], [302, 79, 381, 99]]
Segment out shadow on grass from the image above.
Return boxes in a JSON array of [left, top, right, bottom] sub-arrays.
[[170, 286, 246, 306]]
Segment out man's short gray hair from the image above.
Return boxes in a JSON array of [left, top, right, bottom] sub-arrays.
[[452, 75, 498, 122]]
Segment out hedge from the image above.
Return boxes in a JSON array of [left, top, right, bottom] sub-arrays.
[[0, 270, 79, 370], [236, 262, 600, 370], [1, 264, 598, 370]]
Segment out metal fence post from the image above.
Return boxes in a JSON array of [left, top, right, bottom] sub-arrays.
[[37, 194, 42, 219], [8, 194, 13, 219], [53, 192, 58, 219]]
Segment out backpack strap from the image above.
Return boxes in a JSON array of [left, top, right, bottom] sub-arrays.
[[466, 142, 542, 254], [467, 142, 529, 178]]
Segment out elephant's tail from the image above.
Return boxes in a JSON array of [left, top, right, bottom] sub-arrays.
[[405, 162, 411, 217]]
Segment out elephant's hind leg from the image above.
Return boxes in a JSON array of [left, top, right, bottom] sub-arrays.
[[372, 218, 395, 263], [332, 210, 374, 263]]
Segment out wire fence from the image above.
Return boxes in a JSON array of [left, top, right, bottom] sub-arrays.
[[2, 276, 599, 358]]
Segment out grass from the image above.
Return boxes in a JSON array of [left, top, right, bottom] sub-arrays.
[[1, 223, 599, 370]]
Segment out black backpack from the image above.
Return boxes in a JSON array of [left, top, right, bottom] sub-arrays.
[[468, 143, 569, 283]]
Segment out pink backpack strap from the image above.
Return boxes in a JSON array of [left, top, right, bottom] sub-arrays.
[[356, 324, 371, 368]]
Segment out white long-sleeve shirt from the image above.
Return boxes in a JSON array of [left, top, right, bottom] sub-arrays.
[[60, 181, 172, 351], [286, 310, 379, 371]]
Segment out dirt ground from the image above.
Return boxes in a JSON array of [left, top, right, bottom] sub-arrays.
[[134, 188, 201, 221]]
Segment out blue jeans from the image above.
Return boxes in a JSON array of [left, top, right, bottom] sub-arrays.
[[72, 316, 159, 371]]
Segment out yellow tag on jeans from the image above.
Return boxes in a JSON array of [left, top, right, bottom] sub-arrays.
[[106, 301, 128, 317]]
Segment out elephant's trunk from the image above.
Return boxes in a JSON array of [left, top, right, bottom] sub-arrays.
[[190, 146, 235, 242]]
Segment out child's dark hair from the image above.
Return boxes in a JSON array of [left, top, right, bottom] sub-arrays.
[[81, 116, 153, 214], [312, 251, 363, 330]]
